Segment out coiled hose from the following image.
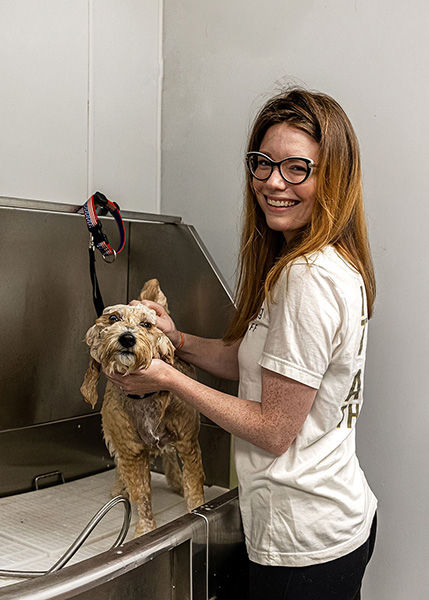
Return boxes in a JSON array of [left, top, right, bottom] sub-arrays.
[[0, 495, 131, 579]]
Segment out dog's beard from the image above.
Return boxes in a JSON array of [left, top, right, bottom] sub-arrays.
[[91, 335, 153, 376]]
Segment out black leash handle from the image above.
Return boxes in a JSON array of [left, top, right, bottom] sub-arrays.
[[89, 242, 105, 317]]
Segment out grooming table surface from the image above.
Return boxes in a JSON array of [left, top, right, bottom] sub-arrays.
[[0, 469, 227, 589]]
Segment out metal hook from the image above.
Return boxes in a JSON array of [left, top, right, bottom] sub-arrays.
[[102, 249, 117, 264]]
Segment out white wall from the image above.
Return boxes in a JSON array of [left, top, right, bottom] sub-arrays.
[[0, 0, 162, 212], [0, 1, 89, 203], [162, 1, 429, 598], [91, 0, 162, 211]]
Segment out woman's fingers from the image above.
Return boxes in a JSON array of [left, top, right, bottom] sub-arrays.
[[102, 360, 169, 395], [128, 298, 166, 317], [140, 299, 166, 316], [128, 299, 162, 311]]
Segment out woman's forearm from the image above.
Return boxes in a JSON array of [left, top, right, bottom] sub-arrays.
[[167, 364, 276, 454], [176, 334, 241, 381], [165, 364, 315, 455]]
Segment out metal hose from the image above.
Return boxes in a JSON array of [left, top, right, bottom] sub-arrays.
[[0, 495, 131, 579]]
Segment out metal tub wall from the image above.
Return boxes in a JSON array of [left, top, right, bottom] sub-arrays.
[[0, 204, 128, 495], [0, 489, 248, 600], [0, 200, 237, 494], [0, 199, 245, 598]]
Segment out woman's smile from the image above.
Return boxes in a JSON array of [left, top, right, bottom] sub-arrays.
[[264, 195, 300, 208]]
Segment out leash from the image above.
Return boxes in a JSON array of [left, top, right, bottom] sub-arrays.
[[81, 192, 126, 317]]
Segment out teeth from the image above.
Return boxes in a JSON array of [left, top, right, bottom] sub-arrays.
[[266, 198, 298, 207]]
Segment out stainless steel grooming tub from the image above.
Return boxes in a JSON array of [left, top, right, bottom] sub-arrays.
[[0, 198, 247, 599]]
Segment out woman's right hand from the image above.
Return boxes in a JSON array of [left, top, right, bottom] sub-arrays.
[[129, 299, 182, 348]]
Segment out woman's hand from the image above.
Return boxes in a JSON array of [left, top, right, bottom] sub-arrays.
[[129, 299, 181, 348], [104, 359, 174, 396]]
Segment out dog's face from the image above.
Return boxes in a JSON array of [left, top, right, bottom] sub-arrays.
[[85, 303, 174, 376]]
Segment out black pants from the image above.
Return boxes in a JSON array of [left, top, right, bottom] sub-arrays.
[[248, 514, 377, 600]]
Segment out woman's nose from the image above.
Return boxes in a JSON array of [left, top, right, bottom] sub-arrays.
[[265, 166, 287, 189]]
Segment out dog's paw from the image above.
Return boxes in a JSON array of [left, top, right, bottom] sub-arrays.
[[111, 483, 129, 499], [134, 520, 157, 538]]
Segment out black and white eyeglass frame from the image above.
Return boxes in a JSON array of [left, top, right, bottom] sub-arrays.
[[246, 151, 316, 185]]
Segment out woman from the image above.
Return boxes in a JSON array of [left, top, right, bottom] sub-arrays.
[[106, 88, 377, 599]]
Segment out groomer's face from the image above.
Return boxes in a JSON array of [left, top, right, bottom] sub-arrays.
[[252, 123, 319, 244]]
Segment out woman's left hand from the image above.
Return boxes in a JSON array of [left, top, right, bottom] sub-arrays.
[[103, 359, 172, 396]]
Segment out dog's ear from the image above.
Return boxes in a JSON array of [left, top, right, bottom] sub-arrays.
[[84, 324, 99, 348], [80, 358, 101, 408], [139, 279, 169, 314]]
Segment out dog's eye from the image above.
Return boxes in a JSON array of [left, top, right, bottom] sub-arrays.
[[140, 321, 152, 328], [109, 314, 120, 323]]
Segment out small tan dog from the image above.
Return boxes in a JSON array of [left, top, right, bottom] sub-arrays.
[[80, 279, 205, 536]]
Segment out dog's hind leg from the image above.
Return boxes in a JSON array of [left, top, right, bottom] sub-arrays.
[[111, 465, 129, 498], [116, 452, 156, 537], [175, 438, 205, 511], [162, 449, 183, 496]]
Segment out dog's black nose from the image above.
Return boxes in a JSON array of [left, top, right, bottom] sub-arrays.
[[118, 332, 136, 348]]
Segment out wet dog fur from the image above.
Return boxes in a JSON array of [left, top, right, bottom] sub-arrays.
[[80, 279, 205, 536]]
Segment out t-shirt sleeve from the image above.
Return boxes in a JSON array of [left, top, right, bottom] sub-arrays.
[[259, 263, 345, 389]]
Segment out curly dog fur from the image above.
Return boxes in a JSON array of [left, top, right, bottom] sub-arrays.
[[80, 279, 205, 536]]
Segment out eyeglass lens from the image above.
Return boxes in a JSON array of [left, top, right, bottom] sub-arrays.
[[248, 154, 310, 184]]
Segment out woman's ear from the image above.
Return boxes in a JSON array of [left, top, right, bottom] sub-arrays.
[[80, 358, 101, 408]]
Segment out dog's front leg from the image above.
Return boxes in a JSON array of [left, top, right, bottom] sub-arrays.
[[175, 437, 205, 511], [116, 452, 156, 537]]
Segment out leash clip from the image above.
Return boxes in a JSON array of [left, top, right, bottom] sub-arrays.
[[102, 249, 116, 263]]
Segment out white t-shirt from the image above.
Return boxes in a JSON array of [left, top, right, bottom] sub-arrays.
[[235, 245, 377, 567]]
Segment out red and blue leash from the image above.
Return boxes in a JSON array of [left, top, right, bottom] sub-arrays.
[[82, 192, 126, 316]]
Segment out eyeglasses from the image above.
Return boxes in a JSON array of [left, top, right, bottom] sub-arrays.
[[246, 152, 316, 185]]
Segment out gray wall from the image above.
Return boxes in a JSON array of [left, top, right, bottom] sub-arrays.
[[162, 1, 429, 598]]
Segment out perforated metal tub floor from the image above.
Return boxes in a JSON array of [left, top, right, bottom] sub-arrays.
[[0, 469, 227, 588]]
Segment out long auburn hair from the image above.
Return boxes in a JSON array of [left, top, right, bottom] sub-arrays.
[[223, 88, 376, 343]]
